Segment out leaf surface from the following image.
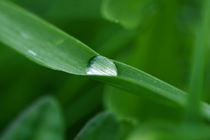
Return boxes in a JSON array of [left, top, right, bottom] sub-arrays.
[[1, 96, 64, 140], [1, 1, 210, 121], [75, 112, 118, 140], [101, 0, 155, 29]]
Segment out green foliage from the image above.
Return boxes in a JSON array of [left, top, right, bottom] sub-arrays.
[[127, 122, 210, 140], [1, 96, 64, 140], [0, 0, 210, 139], [102, 0, 154, 29], [0, 1, 97, 75], [186, 0, 210, 123], [75, 112, 118, 140]]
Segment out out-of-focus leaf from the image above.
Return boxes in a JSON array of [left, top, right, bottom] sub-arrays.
[[101, 0, 156, 29], [65, 84, 103, 127], [91, 24, 137, 57], [0, 45, 68, 130], [45, 0, 103, 20], [104, 86, 183, 123], [1, 96, 65, 140], [127, 122, 210, 140], [186, 0, 210, 123], [75, 112, 118, 140], [11, 0, 102, 20]]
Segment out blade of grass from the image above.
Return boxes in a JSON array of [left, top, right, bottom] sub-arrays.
[[75, 112, 118, 140], [127, 121, 210, 140], [101, 0, 156, 29], [0, 1, 210, 121], [186, 0, 210, 123], [0, 1, 97, 75], [1, 96, 65, 140], [12, 0, 102, 20]]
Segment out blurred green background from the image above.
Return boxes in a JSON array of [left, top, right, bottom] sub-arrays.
[[0, 0, 210, 139]]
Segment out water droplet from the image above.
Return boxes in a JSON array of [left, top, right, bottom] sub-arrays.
[[28, 50, 37, 56], [86, 56, 117, 76]]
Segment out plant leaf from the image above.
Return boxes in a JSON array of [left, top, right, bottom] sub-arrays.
[[127, 121, 210, 140], [104, 86, 183, 123], [186, 0, 210, 123], [1, 1, 210, 121], [1, 96, 65, 140], [12, 0, 103, 20], [101, 0, 156, 29], [75, 112, 119, 140], [0, 1, 97, 75]]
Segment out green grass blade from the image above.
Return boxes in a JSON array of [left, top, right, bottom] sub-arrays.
[[97, 61, 187, 108], [186, 0, 210, 123], [75, 112, 118, 140], [1, 96, 64, 140], [101, 0, 156, 29], [1, 1, 210, 121], [12, 0, 103, 20], [127, 122, 210, 140], [0, 1, 97, 75]]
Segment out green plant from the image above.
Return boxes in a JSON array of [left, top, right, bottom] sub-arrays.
[[0, 0, 210, 139]]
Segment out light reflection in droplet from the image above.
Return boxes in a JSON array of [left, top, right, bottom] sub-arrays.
[[86, 55, 117, 76]]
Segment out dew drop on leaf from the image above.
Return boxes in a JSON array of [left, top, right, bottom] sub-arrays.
[[86, 55, 117, 76]]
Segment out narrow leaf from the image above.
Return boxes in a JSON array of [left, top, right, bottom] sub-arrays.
[[1, 96, 65, 140], [0, 1, 97, 75], [1, 1, 210, 121], [101, 0, 156, 29], [186, 0, 210, 123], [75, 112, 118, 140]]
